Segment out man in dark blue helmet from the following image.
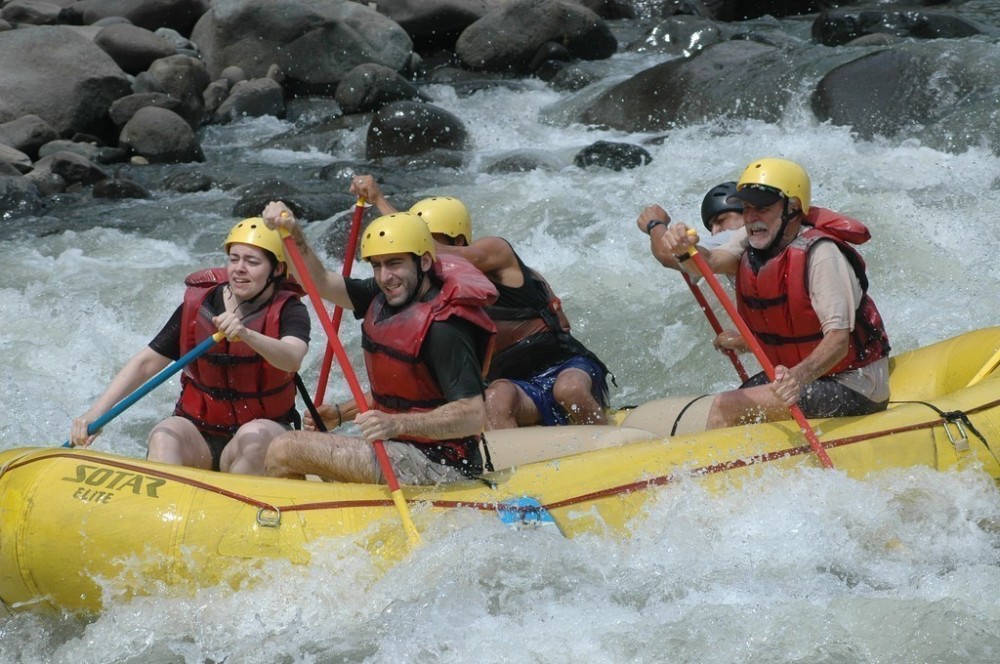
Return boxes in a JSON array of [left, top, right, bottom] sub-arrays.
[[636, 181, 745, 274]]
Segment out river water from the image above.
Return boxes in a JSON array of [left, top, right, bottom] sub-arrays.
[[4, 7, 1000, 662]]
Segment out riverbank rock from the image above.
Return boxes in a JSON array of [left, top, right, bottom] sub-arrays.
[[365, 100, 468, 159], [94, 23, 178, 75], [119, 106, 205, 163], [335, 63, 427, 115], [0, 26, 131, 143], [191, 0, 414, 95], [456, 0, 617, 73]]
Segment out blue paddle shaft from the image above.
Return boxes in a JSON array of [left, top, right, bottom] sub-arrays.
[[63, 332, 223, 447]]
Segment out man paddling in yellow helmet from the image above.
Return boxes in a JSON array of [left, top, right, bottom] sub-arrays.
[[260, 202, 498, 484], [70, 219, 311, 474], [659, 157, 891, 428], [350, 174, 612, 429]]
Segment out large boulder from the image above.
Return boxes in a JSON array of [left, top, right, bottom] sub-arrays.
[[119, 106, 204, 163], [0, 26, 131, 141], [455, 0, 617, 74], [812, 40, 1000, 153], [361, 0, 492, 50], [365, 100, 468, 159], [138, 55, 211, 128], [813, 7, 997, 47], [60, 0, 210, 37], [94, 23, 178, 75], [335, 63, 425, 115], [191, 0, 413, 95], [0, 114, 58, 160], [571, 40, 795, 132]]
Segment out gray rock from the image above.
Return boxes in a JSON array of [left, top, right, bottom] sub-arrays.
[[67, 0, 209, 36], [142, 55, 211, 128], [108, 92, 183, 127], [1, 0, 62, 26], [0, 114, 58, 160], [573, 140, 652, 171], [0, 143, 32, 173], [119, 106, 205, 163], [365, 100, 468, 159], [335, 63, 425, 115], [33, 150, 108, 185], [213, 78, 285, 123], [456, 0, 616, 74], [0, 174, 43, 217], [191, 0, 413, 95], [0, 26, 131, 142], [94, 23, 177, 75]]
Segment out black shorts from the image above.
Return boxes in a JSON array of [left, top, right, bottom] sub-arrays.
[[741, 371, 888, 418], [202, 433, 232, 472]]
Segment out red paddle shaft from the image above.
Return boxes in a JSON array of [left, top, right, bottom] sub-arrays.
[[681, 272, 750, 382], [314, 198, 366, 404]]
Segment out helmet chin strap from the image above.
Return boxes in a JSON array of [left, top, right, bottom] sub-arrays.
[[398, 255, 428, 309], [234, 265, 279, 310], [747, 199, 801, 273]]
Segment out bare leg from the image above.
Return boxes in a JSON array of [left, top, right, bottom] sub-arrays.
[[485, 379, 540, 429], [220, 419, 288, 475], [147, 416, 213, 469], [552, 368, 607, 425], [705, 384, 793, 429], [265, 430, 380, 483]]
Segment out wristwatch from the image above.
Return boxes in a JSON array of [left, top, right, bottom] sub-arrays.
[[645, 219, 667, 234]]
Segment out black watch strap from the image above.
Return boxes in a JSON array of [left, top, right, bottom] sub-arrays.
[[645, 219, 667, 234]]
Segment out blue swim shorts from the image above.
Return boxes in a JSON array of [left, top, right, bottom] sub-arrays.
[[507, 355, 609, 426]]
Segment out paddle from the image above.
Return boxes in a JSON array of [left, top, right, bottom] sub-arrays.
[[314, 197, 366, 405], [64, 331, 225, 448], [683, 235, 836, 469], [279, 227, 422, 546], [681, 272, 750, 382]]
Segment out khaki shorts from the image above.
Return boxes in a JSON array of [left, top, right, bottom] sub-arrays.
[[375, 441, 469, 486]]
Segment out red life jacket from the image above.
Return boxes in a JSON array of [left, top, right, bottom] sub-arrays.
[[174, 267, 303, 436], [736, 207, 891, 374], [362, 255, 497, 472]]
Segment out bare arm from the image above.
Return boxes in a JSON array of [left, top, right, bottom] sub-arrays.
[[637, 204, 684, 271], [213, 311, 308, 373], [771, 329, 850, 406], [261, 201, 353, 310], [350, 175, 397, 215], [353, 395, 486, 443], [70, 345, 171, 446], [435, 236, 520, 283]]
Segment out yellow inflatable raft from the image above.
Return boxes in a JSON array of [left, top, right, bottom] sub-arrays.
[[3, 326, 1000, 615]]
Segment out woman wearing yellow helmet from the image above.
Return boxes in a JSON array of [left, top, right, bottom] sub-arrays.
[[70, 218, 311, 475]]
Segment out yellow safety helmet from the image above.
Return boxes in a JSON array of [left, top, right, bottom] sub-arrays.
[[731, 157, 811, 215], [409, 196, 472, 244], [224, 217, 285, 263], [360, 212, 436, 261]]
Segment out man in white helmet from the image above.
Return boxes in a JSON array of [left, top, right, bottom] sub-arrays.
[[350, 175, 611, 430], [659, 158, 891, 428]]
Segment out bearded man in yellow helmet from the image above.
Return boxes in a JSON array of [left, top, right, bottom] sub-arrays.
[[70, 219, 311, 474], [659, 157, 891, 428], [350, 175, 612, 429], [261, 201, 498, 485]]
